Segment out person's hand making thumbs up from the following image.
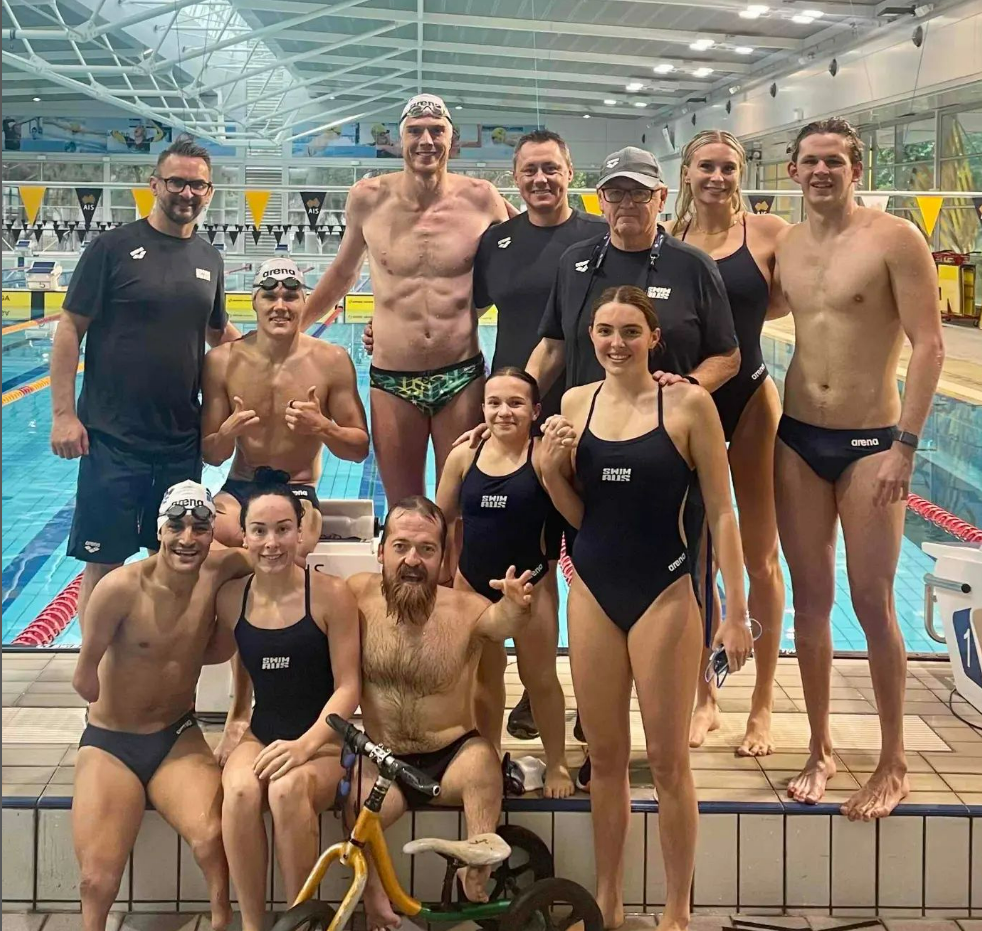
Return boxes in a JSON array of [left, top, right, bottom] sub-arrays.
[[219, 395, 260, 439], [285, 386, 334, 436]]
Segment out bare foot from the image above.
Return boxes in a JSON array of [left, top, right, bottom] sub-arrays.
[[688, 700, 720, 748], [364, 883, 402, 931], [656, 917, 689, 931], [737, 707, 774, 757], [458, 865, 491, 903], [841, 765, 909, 821], [787, 750, 836, 804], [209, 893, 232, 931], [595, 883, 625, 930], [543, 763, 575, 799]]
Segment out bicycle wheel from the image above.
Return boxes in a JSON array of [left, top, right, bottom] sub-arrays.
[[487, 824, 554, 901], [270, 900, 338, 931], [499, 878, 603, 931]]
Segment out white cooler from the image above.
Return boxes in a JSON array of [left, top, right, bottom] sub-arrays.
[[922, 541, 982, 714], [196, 498, 378, 714]]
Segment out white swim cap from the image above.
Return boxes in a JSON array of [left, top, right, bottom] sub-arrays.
[[157, 480, 216, 531], [400, 93, 453, 127]]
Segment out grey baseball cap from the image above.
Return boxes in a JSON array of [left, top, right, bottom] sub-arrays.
[[597, 146, 666, 190]]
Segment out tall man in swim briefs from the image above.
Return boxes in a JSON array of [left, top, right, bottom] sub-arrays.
[[50, 137, 240, 631], [71, 481, 251, 931], [772, 118, 944, 820], [300, 94, 515, 505], [346, 495, 534, 931], [202, 257, 369, 560]]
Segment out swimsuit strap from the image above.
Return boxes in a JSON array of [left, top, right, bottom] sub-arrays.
[[679, 219, 691, 242], [657, 383, 664, 428], [584, 385, 603, 431], [467, 437, 489, 476], [238, 574, 255, 623], [304, 566, 312, 619], [741, 212, 749, 246], [525, 438, 534, 464]]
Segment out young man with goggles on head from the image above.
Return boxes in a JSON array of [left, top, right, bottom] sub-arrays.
[[202, 257, 369, 564]]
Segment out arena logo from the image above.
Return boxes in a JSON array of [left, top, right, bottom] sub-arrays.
[[850, 437, 880, 448], [751, 362, 766, 380], [481, 494, 507, 508], [130, 247, 146, 260], [83, 541, 101, 553], [667, 552, 686, 572], [497, 236, 512, 249], [574, 259, 591, 273], [601, 467, 631, 482], [261, 656, 290, 670]]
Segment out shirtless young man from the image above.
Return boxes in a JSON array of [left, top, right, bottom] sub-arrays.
[[71, 481, 251, 931], [300, 94, 513, 504], [202, 258, 369, 560], [773, 119, 945, 820], [346, 495, 533, 931]]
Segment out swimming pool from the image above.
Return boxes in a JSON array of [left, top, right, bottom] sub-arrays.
[[2, 314, 977, 653]]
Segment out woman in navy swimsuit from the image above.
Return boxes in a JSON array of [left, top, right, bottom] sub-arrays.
[[540, 285, 752, 931], [667, 130, 788, 756]]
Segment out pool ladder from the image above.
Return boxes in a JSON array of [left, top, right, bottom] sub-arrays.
[[923, 572, 972, 644]]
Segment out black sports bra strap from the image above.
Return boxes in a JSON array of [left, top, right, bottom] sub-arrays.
[[304, 566, 312, 618], [239, 575, 255, 622], [584, 385, 603, 430], [657, 383, 664, 426]]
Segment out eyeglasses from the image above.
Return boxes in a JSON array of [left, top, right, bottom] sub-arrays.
[[600, 188, 656, 204], [162, 504, 214, 523], [156, 176, 213, 195], [254, 276, 303, 292]]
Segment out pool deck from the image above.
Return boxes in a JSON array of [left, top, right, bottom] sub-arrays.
[[763, 317, 982, 406]]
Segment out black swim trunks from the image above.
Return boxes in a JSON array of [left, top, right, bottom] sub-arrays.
[[392, 729, 481, 807], [79, 710, 199, 788], [369, 354, 485, 418], [777, 414, 895, 483], [219, 476, 320, 512]]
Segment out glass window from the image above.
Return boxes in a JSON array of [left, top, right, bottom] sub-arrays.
[[941, 109, 982, 158], [3, 161, 41, 182]]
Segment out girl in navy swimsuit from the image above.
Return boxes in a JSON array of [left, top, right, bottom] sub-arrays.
[[437, 367, 573, 798], [668, 130, 788, 757], [213, 485, 361, 931], [540, 286, 752, 931]]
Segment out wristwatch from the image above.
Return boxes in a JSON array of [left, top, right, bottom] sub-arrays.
[[892, 428, 919, 450]]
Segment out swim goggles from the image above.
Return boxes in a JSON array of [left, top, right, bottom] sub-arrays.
[[704, 616, 763, 688], [161, 504, 214, 523], [254, 276, 303, 292]]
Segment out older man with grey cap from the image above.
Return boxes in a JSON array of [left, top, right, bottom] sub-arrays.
[[201, 256, 369, 560], [526, 145, 740, 789], [299, 93, 515, 508]]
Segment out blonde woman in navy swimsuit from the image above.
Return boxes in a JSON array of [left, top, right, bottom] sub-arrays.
[[666, 130, 788, 757]]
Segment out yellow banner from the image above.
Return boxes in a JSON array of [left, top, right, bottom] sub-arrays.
[[344, 293, 375, 323], [132, 187, 156, 219], [19, 186, 45, 226], [916, 195, 944, 236], [479, 305, 498, 326], [2, 291, 32, 321], [245, 190, 271, 228], [581, 193, 602, 216], [225, 293, 254, 320], [43, 292, 65, 312]]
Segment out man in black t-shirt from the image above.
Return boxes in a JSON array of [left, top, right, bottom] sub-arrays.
[[473, 130, 606, 422], [50, 137, 239, 629]]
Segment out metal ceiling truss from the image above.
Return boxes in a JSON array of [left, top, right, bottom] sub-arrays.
[[1, 0, 924, 148]]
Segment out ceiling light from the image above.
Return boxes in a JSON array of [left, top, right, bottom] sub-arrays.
[[803, 9, 824, 16], [653, 63, 675, 74], [740, 3, 768, 16], [633, 101, 647, 108], [729, 85, 740, 94], [33, 96, 41, 102], [583, 113, 591, 119], [603, 98, 618, 105], [455, 105, 462, 110], [734, 45, 754, 54], [792, 14, 815, 22], [693, 67, 714, 77], [626, 81, 644, 92], [690, 38, 715, 50]]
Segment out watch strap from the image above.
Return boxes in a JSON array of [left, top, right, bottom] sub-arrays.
[[892, 427, 919, 450]]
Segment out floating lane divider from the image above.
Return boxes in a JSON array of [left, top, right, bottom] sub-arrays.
[[2, 362, 84, 406], [907, 494, 982, 544], [11, 573, 83, 647], [2, 314, 61, 335]]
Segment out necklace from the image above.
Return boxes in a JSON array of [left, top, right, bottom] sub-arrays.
[[690, 211, 742, 235]]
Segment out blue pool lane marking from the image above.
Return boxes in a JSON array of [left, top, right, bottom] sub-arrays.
[[1, 503, 76, 615], [2, 363, 49, 393]]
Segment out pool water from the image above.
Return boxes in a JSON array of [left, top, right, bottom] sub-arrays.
[[3, 316, 977, 654]]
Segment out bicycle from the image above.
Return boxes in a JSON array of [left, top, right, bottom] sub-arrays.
[[271, 714, 603, 931]]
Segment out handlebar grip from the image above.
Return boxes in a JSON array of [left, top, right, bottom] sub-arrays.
[[395, 762, 441, 799]]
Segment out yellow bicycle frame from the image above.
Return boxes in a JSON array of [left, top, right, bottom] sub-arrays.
[[292, 805, 423, 931]]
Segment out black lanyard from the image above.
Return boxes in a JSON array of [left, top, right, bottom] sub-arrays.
[[569, 226, 666, 385]]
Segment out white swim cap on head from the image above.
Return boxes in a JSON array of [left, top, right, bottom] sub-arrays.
[[400, 93, 453, 127], [252, 257, 305, 290], [157, 480, 216, 531]]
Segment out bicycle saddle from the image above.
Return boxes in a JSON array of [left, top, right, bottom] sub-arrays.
[[402, 833, 512, 867]]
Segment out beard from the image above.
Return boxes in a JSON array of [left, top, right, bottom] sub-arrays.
[[380, 565, 437, 627]]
